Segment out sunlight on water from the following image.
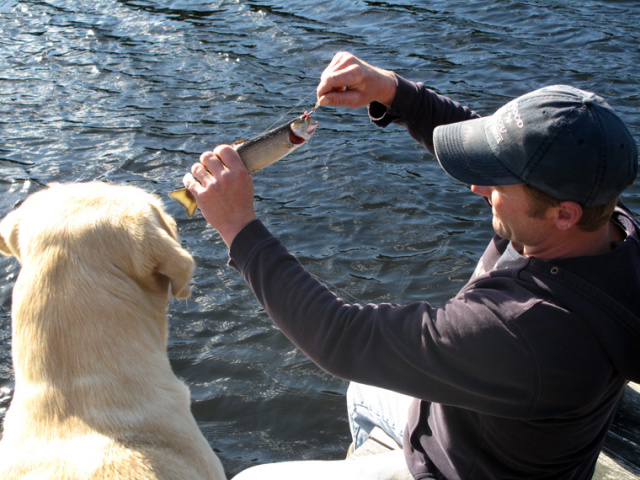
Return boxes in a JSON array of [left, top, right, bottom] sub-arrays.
[[1, 0, 639, 476]]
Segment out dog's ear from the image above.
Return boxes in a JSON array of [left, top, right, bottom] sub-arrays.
[[148, 204, 195, 299], [0, 209, 22, 261]]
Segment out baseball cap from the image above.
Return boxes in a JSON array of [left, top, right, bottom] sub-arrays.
[[433, 85, 638, 206]]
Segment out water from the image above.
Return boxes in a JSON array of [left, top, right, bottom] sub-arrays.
[[1, 0, 639, 476]]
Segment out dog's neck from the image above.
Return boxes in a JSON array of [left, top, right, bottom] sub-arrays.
[[8, 270, 189, 437], [11, 261, 174, 390]]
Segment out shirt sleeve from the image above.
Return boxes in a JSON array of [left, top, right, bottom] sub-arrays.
[[229, 220, 538, 418], [226, 86, 535, 418], [368, 74, 481, 154]]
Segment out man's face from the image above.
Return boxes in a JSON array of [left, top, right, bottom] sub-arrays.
[[470, 184, 554, 248]]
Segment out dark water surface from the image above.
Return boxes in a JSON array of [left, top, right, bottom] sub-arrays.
[[1, 0, 639, 476]]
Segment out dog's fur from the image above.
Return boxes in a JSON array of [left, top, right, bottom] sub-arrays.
[[0, 182, 226, 479]]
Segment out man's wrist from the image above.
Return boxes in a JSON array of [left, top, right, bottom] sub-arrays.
[[376, 69, 398, 109], [218, 217, 257, 248]]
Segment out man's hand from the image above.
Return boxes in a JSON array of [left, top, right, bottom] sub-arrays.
[[316, 51, 397, 109], [183, 145, 256, 247]]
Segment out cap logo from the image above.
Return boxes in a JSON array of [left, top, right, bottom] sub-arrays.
[[488, 99, 524, 145]]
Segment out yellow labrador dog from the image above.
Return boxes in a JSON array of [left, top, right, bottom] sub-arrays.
[[0, 182, 226, 480]]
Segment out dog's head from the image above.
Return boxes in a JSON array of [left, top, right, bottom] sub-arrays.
[[0, 182, 194, 299]]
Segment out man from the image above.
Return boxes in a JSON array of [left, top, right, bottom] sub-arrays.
[[183, 52, 640, 479]]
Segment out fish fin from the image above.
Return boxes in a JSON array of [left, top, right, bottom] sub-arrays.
[[232, 139, 248, 147], [168, 188, 198, 219]]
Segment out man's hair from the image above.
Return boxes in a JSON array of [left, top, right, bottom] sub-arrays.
[[523, 185, 617, 232]]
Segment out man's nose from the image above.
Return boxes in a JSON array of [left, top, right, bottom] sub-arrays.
[[470, 185, 491, 196]]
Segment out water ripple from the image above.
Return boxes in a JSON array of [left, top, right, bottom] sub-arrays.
[[1, 0, 639, 475]]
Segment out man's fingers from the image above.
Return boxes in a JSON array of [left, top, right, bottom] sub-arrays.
[[189, 161, 214, 187], [209, 144, 247, 172]]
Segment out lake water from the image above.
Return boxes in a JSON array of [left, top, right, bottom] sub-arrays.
[[1, 0, 639, 477]]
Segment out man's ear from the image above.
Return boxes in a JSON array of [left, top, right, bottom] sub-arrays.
[[0, 209, 22, 261], [554, 201, 583, 231]]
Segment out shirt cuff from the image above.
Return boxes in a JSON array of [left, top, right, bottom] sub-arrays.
[[369, 73, 423, 127], [227, 219, 276, 272]]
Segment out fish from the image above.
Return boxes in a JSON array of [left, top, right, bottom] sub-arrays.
[[169, 112, 318, 218]]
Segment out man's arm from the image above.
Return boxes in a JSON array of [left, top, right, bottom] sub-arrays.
[[370, 74, 480, 154]]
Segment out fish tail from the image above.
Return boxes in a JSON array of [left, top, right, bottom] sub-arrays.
[[168, 188, 198, 218]]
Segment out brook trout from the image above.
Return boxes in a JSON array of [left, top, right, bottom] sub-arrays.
[[169, 112, 318, 218]]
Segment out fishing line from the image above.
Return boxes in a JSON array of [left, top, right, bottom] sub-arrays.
[[260, 88, 318, 134]]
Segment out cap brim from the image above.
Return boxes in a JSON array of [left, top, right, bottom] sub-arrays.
[[433, 117, 523, 187]]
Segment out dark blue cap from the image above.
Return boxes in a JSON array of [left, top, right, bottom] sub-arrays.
[[433, 85, 638, 206]]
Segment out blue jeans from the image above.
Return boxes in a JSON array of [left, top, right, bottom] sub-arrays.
[[347, 382, 414, 450], [233, 382, 415, 480]]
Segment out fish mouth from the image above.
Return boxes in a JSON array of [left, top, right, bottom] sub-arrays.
[[306, 118, 318, 134], [303, 114, 318, 133], [290, 130, 307, 145], [293, 113, 318, 140]]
